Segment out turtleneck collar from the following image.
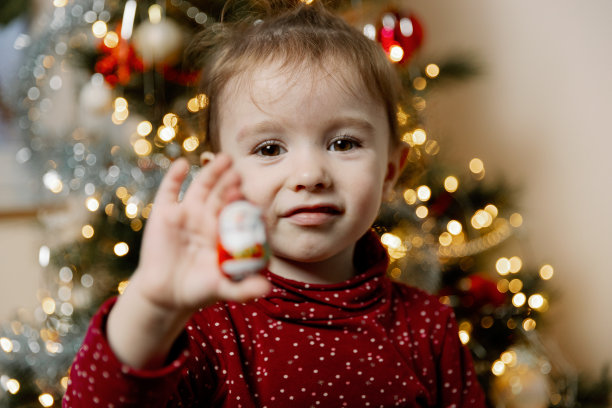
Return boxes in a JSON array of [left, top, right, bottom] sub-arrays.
[[256, 231, 391, 324]]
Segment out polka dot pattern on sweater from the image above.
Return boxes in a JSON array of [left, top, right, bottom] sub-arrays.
[[64, 232, 485, 407]]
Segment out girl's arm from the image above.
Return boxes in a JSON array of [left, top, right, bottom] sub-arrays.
[[105, 154, 270, 369]]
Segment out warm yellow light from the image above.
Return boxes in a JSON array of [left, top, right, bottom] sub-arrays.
[[497, 279, 509, 293], [509, 256, 522, 273], [114, 242, 129, 256], [197, 94, 209, 109], [86, 197, 100, 212], [528, 294, 545, 309], [389, 45, 404, 62], [471, 209, 492, 229], [509, 212, 523, 227], [118, 280, 130, 294], [130, 218, 143, 231], [539, 264, 554, 280], [114, 186, 127, 199], [413, 77, 427, 91], [523, 318, 536, 331], [114, 97, 128, 112], [187, 97, 200, 113], [425, 63, 440, 78], [183, 135, 200, 152], [125, 203, 138, 218], [53, 0, 68, 7], [1, 337, 13, 353], [133, 138, 152, 156], [163, 113, 178, 127], [403, 189, 417, 205], [81, 224, 94, 239], [381, 233, 402, 249], [92, 20, 108, 38], [512, 292, 526, 307], [416, 185, 431, 201], [42, 297, 56, 315], [103, 31, 119, 48], [142, 203, 153, 219], [415, 205, 428, 219], [113, 108, 129, 122], [447, 220, 462, 236], [458, 330, 470, 345], [60, 376, 69, 389], [6, 379, 20, 394], [439, 232, 452, 247], [484, 204, 498, 218], [501, 350, 516, 366], [159, 126, 176, 142], [137, 120, 153, 136], [491, 360, 505, 376], [496, 257, 511, 275], [387, 245, 408, 260], [148, 4, 163, 24], [444, 176, 459, 193], [481, 316, 494, 328], [508, 278, 523, 293], [39, 393, 54, 407], [469, 158, 484, 174], [389, 267, 401, 279], [412, 129, 427, 145]]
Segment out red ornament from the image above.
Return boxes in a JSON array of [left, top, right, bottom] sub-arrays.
[[376, 9, 424, 65]]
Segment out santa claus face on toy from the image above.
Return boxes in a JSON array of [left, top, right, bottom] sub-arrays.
[[218, 200, 269, 280]]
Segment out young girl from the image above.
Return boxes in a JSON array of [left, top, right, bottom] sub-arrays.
[[64, 1, 486, 406]]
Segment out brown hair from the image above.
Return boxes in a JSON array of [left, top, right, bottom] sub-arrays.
[[187, 0, 402, 151]]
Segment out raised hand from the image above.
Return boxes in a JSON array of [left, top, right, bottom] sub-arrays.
[[133, 154, 271, 311], [106, 154, 271, 368]]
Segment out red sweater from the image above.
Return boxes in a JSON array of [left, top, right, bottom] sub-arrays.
[[64, 233, 486, 407]]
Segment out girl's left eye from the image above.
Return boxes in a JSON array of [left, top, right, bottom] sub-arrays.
[[329, 138, 359, 152]]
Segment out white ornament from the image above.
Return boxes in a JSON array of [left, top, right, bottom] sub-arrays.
[[79, 74, 112, 115], [132, 19, 184, 66]]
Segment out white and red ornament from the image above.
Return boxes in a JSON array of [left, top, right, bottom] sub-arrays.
[[218, 200, 269, 281]]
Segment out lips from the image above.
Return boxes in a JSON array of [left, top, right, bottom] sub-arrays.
[[282, 204, 343, 226]]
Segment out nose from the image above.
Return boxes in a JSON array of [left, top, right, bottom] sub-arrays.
[[288, 149, 332, 192]]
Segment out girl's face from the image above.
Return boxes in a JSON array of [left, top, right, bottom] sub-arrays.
[[217, 61, 403, 271]]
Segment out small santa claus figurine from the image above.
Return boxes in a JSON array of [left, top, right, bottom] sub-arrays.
[[218, 200, 269, 281]]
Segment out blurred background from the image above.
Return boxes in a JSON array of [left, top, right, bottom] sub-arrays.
[[0, 0, 610, 406]]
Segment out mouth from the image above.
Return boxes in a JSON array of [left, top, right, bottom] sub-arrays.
[[282, 204, 343, 226], [283, 204, 343, 217]]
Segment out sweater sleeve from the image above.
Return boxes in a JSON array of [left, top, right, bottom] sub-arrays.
[[62, 298, 205, 407], [436, 309, 487, 408]]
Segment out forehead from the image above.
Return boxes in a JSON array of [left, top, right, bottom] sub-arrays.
[[219, 57, 380, 111]]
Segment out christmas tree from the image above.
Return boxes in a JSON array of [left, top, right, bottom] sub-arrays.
[[0, 0, 610, 407]]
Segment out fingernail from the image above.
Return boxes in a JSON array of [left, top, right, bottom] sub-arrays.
[[200, 151, 215, 166]]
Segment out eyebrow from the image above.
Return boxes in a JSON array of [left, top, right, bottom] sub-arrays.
[[237, 121, 284, 143], [237, 117, 377, 142]]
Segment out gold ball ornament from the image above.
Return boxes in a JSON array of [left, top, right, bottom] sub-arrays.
[[132, 19, 184, 67], [490, 348, 551, 408]]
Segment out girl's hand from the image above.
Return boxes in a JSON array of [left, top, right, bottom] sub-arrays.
[[129, 154, 271, 313], [107, 154, 271, 368]]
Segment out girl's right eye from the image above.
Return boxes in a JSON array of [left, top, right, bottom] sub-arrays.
[[253, 141, 286, 157]]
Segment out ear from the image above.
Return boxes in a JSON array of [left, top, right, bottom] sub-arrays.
[[382, 144, 410, 200]]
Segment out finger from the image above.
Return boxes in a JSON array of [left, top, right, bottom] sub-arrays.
[[182, 169, 243, 235], [182, 154, 233, 206], [217, 274, 272, 303], [154, 158, 190, 207], [204, 168, 243, 215], [200, 151, 215, 166]]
